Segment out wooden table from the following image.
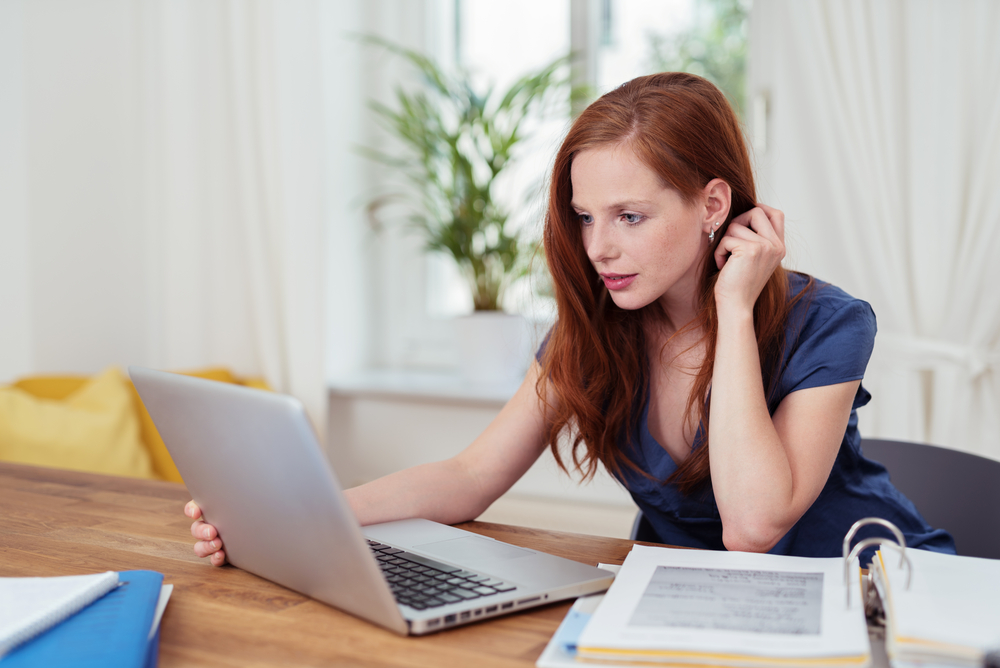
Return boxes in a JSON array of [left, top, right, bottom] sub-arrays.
[[0, 462, 639, 667]]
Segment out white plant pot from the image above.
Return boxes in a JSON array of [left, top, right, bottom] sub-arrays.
[[453, 312, 533, 383]]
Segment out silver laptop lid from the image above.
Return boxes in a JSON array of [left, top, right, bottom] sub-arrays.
[[129, 366, 408, 635]]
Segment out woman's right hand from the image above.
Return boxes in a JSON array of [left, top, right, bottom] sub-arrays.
[[185, 500, 227, 566]]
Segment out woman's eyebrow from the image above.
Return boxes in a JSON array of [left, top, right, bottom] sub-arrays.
[[572, 199, 655, 211], [609, 199, 655, 209]]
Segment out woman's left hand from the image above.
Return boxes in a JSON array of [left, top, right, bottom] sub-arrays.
[[712, 203, 786, 312]]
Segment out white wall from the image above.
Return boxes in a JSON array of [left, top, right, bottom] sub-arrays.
[[1, 0, 148, 380], [0, 0, 356, 387], [0, 0, 33, 381]]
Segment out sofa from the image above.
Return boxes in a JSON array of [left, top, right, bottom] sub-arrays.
[[0, 367, 269, 482]]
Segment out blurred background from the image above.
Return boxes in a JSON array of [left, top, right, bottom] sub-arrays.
[[2, 0, 997, 537]]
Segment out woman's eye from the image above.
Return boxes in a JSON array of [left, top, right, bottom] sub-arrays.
[[622, 213, 643, 225], [578, 213, 594, 225]]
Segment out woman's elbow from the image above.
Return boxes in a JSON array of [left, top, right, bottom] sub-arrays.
[[721, 521, 786, 554]]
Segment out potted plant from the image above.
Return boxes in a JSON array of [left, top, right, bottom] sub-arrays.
[[362, 40, 567, 381]]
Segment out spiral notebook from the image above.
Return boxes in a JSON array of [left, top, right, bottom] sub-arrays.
[[0, 571, 120, 658], [0, 570, 167, 668]]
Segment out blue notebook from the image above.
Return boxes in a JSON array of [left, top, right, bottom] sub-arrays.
[[2, 570, 164, 668]]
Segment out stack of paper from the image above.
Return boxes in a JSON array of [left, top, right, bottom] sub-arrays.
[[540, 545, 870, 668], [871, 545, 1000, 668], [0, 570, 169, 668]]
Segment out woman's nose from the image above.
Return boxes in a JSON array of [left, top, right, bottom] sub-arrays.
[[585, 221, 617, 264]]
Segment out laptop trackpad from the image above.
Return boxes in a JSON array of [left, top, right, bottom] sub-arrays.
[[414, 536, 534, 564]]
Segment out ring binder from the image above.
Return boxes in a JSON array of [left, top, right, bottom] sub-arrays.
[[871, 541, 1000, 666], [842, 517, 911, 607]]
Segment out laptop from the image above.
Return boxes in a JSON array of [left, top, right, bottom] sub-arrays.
[[129, 367, 614, 635]]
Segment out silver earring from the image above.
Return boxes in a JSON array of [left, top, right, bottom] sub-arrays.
[[708, 220, 721, 242]]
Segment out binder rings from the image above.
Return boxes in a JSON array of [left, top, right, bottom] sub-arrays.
[[1, 570, 164, 668]]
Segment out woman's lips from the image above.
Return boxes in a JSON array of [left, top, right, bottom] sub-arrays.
[[601, 273, 637, 290]]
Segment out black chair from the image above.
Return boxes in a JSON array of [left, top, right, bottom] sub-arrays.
[[860, 438, 1000, 560], [630, 439, 1000, 560], [630, 511, 660, 543]]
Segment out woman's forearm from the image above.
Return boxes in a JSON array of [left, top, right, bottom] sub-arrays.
[[345, 361, 551, 528], [708, 303, 795, 552], [345, 456, 494, 527]]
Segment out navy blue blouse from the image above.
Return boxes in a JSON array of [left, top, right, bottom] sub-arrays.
[[543, 273, 955, 557]]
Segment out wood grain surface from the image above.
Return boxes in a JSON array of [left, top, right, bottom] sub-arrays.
[[0, 462, 642, 667]]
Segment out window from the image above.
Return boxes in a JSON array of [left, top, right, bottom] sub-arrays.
[[348, 0, 749, 375]]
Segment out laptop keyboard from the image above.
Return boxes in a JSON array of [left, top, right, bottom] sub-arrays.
[[367, 540, 517, 610]]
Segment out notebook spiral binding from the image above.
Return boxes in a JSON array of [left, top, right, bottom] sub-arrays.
[[842, 517, 912, 609]]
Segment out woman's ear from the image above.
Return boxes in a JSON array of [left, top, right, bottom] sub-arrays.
[[701, 178, 732, 234]]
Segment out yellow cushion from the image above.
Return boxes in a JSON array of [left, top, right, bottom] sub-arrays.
[[0, 367, 154, 479], [11, 376, 87, 400]]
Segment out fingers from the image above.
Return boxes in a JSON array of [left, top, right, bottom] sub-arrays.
[[713, 219, 758, 269], [191, 519, 217, 541], [192, 526, 228, 567], [195, 540, 227, 567], [714, 235, 741, 270], [728, 205, 785, 244], [716, 206, 785, 265], [192, 529, 228, 566], [184, 500, 202, 520], [713, 209, 786, 272], [186, 500, 228, 566], [755, 203, 785, 240], [193, 537, 223, 558]]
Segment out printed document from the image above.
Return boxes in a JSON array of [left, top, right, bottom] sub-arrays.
[[577, 545, 870, 667]]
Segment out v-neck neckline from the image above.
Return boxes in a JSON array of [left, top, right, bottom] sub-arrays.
[[640, 373, 709, 475]]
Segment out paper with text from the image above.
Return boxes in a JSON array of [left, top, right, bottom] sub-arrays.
[[630, 565, 823, 634], [577, 545, 870, 667]]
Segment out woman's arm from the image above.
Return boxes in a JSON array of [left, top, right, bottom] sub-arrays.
[[708, 204, 858, 553], [188, 360, 553, 565], [345, 360, 552, 526]]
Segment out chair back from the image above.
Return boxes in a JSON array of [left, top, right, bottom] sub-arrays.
[[861, 438, 1000, 560], [630, 511, 660, 543]]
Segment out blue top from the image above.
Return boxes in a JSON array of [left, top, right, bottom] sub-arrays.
[[542, 273, 955, 557]]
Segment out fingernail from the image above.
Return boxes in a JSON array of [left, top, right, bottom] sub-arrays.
[[203, 528, 212, 539], [209, 540, 217, 550]]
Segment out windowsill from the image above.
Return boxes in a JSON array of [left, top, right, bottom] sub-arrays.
[[328, 368, 522, 406]]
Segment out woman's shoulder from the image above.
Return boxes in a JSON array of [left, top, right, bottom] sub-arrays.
[[771, 273, 877, 398], [785, 272, 876, 337]]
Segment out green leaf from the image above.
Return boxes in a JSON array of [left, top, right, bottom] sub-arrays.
[[357, 34, 569, 310]]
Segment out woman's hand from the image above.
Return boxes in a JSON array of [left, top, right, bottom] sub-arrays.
[[713, 204, 786, 313], [185, 501, 227, 567]]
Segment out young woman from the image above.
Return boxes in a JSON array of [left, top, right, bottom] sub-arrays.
[[187, 72, 953, 565]]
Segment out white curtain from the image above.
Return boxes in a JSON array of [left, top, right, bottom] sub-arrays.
[[139, 0, 327, 435], [751, 0, 1000, 458]]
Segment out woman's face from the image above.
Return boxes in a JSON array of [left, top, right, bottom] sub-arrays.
[[571, 144, 712, 315]]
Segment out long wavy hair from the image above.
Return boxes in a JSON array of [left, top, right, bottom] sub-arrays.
[[539, 72, 800, 495]]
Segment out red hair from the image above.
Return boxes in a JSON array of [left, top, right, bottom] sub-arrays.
[[539, 72, 800, 495]]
